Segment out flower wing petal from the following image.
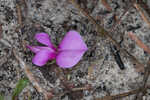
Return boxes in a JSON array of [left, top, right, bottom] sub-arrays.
[[58, 30, 88, 51], [27, 45, 41, 53], [56, 50, 86, 68], [32, 49, 56, 66], [27, 45, 55, 53], [35, 32, 54, 48]]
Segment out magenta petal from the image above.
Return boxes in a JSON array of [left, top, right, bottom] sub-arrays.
[[27, 45, 55, 53], [56, 50, 86, 68], [35, 33, 54, 48], [27, 45, 41, 53], [32, 49, 57, 66], [58, 30, 88, 51]]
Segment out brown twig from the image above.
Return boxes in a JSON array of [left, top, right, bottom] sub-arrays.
[[95, 85, 150, 100], [134, 3, 150, 28], [109, 4, 131, 33], [0, 24, 2, 39], [71, 84, 92, 92], [16, 4, 23, 28], [54, 68, 74, 90], [21, 0, 28, 17], [101, 0, 112, 11], [13, 49, 53, 100], [16, 0, 28, 31], [141, 60, 150, 96], [134, 60, 150, 100], [137, 0, 150, 18], [68, 0, 145, 72], [128, 32, 150, 54], [55, 68, 92, 99], [88, 60, 100, 80], [88, 65, 95, 80]]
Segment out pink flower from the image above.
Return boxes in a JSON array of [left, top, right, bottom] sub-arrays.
[[27, 30, 88, 68]]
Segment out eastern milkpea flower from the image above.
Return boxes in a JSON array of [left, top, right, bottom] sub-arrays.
[[27, 30, 88, 68]]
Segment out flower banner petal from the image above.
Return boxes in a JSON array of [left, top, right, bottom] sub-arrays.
[[56, 50, 86, 68], [58, 30, 88, 51]]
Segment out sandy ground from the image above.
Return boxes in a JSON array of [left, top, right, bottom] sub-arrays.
[[0, 0, 150, 100]]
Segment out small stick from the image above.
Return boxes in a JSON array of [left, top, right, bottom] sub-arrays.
[[128, 32, 150, 54], [134, 60, 150, 100], [109, 5, 130, 33], [134, 3, 150, 28], [13, 49, 53, 100], [88, 60, 100, 80], [71, 84, 91, 91], [0, 24, 2, 39], [101, 0, 112, 11], [16, 4, 23, 28], [88, 65, 95, 80], [95, 85, 150, 100], [21, 0, 28, 17]]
